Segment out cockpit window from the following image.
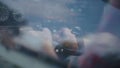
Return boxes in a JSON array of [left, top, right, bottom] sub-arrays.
[[0, 0, 120, 68]]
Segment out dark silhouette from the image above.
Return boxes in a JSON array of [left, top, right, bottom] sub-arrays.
[[0, 1, 27, 36]]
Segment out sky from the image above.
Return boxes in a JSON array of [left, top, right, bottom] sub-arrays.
[[1, 0, 105, 37]]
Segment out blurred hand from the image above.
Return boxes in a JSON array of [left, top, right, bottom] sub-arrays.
[[14, 27, 58, 59], [53, 28, 78, 52]]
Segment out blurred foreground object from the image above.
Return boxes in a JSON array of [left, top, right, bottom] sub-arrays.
[[0, 1, 67, 68], [55, 41, 82, 60], [14, 27, 58, 59], [79, 33, 120, 68], [0, 43, 69, 68], [102, 0, 120, 9], [0, 1, 57, 59], [54, 28, 83, 60], [55, 42, 81, 59]]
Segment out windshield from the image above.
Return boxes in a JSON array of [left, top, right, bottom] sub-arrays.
[[0, 0, 120, 68], [1, 0, 104, 36]]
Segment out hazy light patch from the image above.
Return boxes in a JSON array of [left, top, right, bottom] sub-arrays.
[[83, 32, 120, 57], [2, 0, 75, 22]]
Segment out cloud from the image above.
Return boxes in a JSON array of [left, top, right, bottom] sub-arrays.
[[83, 32, 120, 57]]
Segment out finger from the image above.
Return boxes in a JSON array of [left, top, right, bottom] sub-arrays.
[[62, 28, 77, 43]]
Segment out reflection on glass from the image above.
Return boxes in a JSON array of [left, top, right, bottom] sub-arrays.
[[0, 0, 120, 68]]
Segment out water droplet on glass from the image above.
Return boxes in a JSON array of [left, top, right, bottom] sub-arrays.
[[75, 26, 81, 31], [13, 11, 24, 22], [70, 8, 74, 12], [36, 24, 42, 30], [56, 49, 59, 52], [0, 7, 9, 22], [61, 49, 64, 52], [53, 29, 57, 33]]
